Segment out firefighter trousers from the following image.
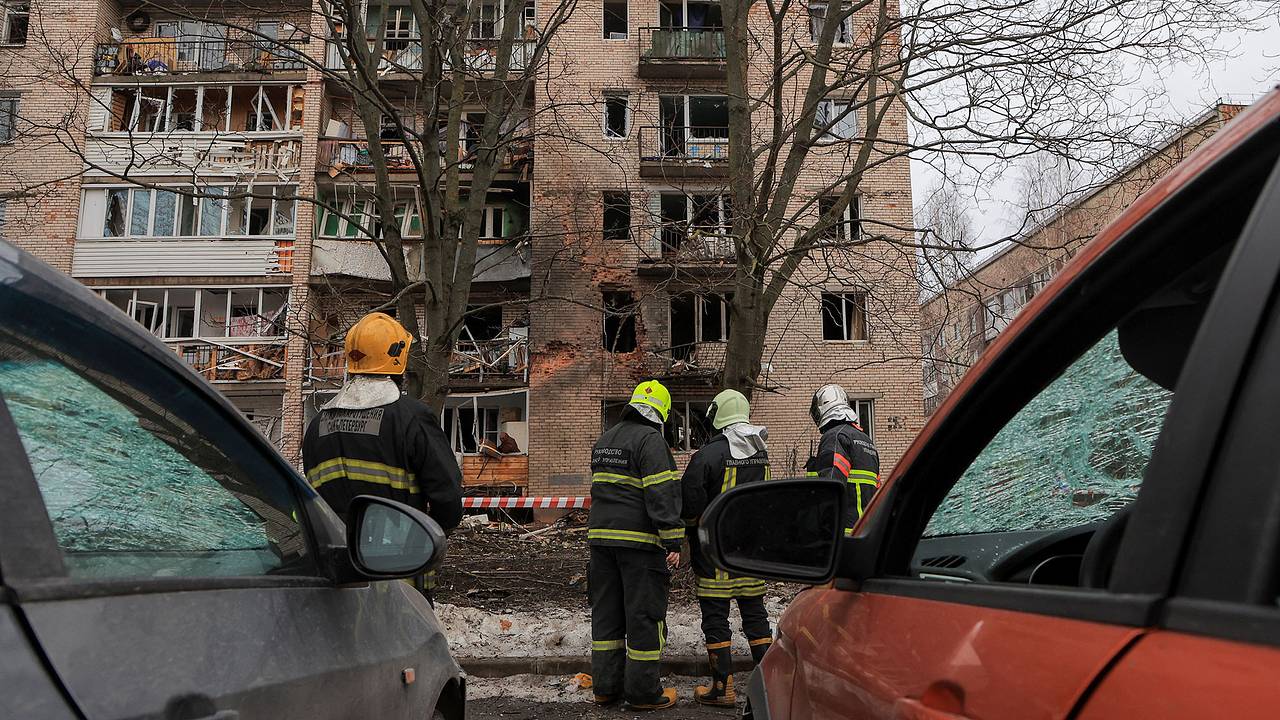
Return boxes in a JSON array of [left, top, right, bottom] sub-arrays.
[[698, 595, 773, 662], [589, 545, 671, 704]]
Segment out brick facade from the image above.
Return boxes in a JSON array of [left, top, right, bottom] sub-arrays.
[[3, 0, 922, 492]]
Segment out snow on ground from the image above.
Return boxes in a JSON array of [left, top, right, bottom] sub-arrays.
[[466, 673, 731, 704], [438, 596, 789, 659]]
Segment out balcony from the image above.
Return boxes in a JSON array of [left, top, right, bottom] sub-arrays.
[[323, 39, 536, 76], [168, 339, 286, 383], [638, 27, 726, 79], [639, 125, 729, 179], [85, 134, 302, 177], [317, 138, 533, 176], [452, 336, 529, 386], [652, 341, 726, 380], [94, 38, 308, 77]]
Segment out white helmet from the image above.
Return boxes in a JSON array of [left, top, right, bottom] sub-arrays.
[[810, 384, 858, 428]]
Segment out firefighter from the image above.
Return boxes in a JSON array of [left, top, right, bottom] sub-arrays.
[[588, 380, 682, 711], [805, 384, 880, 534], [302, 312, 463, 599], [681, 389, 773, 708]]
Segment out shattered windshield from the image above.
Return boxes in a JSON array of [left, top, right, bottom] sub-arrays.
[[925, 330, 1173, 537], [0, 273, 312, 579]]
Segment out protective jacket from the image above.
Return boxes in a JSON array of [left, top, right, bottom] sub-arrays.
[[588, 412, 682, 553], [806, 421, 880, 532], [302, 388, 463, 531], [681, 424, 770, 597]]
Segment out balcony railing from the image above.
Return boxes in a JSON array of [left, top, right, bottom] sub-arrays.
[[659, 227, 735, 260], [452, 336, 529, 384], [86, 135, 302, 175], [324, 39, 535, 74], [169, 339, 286, 382], [653, 341, 726, 377], [640, 26, 726, 60], [95, 38, 308, 76], [317, 138, 533, 174], [639, 125, 730, 177]]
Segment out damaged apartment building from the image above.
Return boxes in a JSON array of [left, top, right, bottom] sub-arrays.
[[1, 0, 922, 495]]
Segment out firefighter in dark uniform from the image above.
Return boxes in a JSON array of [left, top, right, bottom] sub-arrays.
[[805, 384, 880, 533], [681, 389, 773, 708], [302, 312, 463, 599], [588, 380, 682, 711]]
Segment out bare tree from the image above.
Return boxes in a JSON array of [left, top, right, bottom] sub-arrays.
[[700, 0, 1277, 397]]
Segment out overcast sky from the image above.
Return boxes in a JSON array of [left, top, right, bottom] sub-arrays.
[[910, 16, 1280, 249]]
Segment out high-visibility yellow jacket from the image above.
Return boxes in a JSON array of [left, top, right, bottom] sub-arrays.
[[588, 412, 682, 553]]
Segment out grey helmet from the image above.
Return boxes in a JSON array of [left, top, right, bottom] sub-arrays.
[[810, 383, 858, 428]]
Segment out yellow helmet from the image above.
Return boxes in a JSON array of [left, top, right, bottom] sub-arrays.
[[345, 312, 414, 375], [630, 380, 672, 423]]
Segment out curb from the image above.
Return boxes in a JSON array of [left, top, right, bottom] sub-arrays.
[[458, 655, 755, 678]]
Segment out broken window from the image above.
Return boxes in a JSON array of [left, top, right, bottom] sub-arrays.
[[169, 87, 199, 131], [2, 2, 29, 45], [601, 399, 631, 431], [200, 86, 230, 131], [129, 189, 151, 235], [463, 305, 504, 342], [603, 92, 629, 139], [603, 291, 637, 353], [135, 87, 168, 132], [821, 291, 867, 341], [808, 2, 852, 44], [102, 286, 287, 339], [462, 112, 486, 155], [815, 99, 857, 141], [854, 399, 873, 439], [0, 97, 14, 143], [478, 205, 505, 239], [470, 0, 499, 39], [198, 187, 226, 236], [442, 392, 526, 455], [659, 0, 722, 28], [603, 191, 630, 241], [666, 400, 713, 451], [153, 190, 177, 236], [234, 85, 287, 131], [103, 189, 128, 237], [817, 195, 859, 241], [603, 0, 627, 39], [699, 292, 731, 342], [384, 7, 416, 49]]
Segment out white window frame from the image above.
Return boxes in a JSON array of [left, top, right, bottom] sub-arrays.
[[83, 184, 296, 240], [815, 98, 857, 142], [603, 0, 628, 39], [808, 2, 852, 45], [669, 292, 732, 344], [817, 194, 860, 242], [603, 91, 630, 139], [97, 285, 290, 341], [821, 290, 868, 342], [319, 197, 424, 239], [853, 398, 874, 439], [1, 2, 28, 46]]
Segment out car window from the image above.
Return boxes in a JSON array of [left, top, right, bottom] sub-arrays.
[[0, 286, 313, 580], [925, 329, 1172, 537]]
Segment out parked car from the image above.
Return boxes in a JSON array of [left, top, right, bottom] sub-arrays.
[[0, 241, 465, 720], [702, 87, 1280, 720]]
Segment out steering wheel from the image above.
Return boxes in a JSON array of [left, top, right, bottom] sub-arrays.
[[1079, 502, 1133, 589]]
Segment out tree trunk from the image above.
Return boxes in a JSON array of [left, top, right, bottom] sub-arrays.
[[723, 259, 769, 400]]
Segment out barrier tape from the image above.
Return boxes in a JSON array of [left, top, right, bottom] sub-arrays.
[[463, 497, 590, 509]]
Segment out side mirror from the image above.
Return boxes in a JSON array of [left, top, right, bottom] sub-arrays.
[[698, 478, 846, 584], [347, 495, 447, 579]]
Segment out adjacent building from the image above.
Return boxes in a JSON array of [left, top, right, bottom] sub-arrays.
[[1, 0, 923, 496], [920, 103, 1245, 415]]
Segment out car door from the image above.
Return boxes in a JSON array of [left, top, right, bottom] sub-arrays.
[[772, 99, 1280, 720], [0, 247, 454, 720], [1075, 128, 1280, 720]]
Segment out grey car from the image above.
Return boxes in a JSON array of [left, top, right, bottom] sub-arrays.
[[0, 240, 465, 720]]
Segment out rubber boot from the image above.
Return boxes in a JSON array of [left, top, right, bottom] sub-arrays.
[[629, 687, 677, 711], [593, 694, 621, 706], [695, 647, 736, 707], [750, 639, 772, 666]]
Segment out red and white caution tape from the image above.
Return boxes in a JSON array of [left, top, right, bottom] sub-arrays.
[[463, 496, 590, 509]]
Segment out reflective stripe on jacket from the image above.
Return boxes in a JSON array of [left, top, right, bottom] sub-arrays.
[[805, 421, 880, 532], [681, 432, 770, 595], [588, 414, 682, 553], [302, 394, 463, 531]]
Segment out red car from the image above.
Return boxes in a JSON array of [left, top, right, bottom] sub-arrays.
[[701, 87, 1280, 720]]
